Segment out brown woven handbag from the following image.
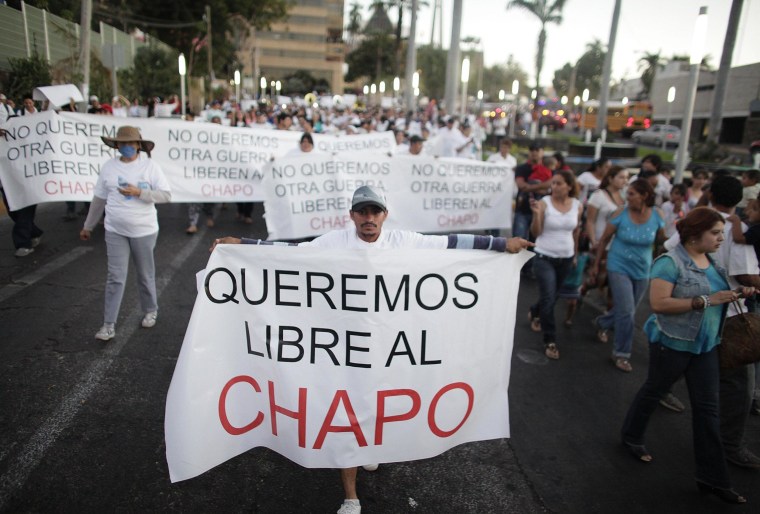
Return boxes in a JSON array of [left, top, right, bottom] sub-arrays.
[[719, 301, 760, 369]]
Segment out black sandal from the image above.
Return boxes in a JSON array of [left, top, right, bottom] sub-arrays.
[[696, 482, 747, 504], [623, 441, 652, 462]]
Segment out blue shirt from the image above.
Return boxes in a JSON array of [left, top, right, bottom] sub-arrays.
[[644, 256, 728, 354], [607, 207, 664, 280]]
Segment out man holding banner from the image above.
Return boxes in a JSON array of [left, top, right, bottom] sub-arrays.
[[209, 185, 532, 514]]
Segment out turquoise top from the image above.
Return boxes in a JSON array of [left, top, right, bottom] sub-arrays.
[[607, 207, 664, 280], [644, 256, 729, 354]]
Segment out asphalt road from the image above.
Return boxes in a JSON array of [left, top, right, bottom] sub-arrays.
[[0, 202, 758, 513]]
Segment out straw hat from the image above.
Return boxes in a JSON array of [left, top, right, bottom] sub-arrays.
[[101, 126, 155, 153]]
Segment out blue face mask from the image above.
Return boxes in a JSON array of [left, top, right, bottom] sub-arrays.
[[118, 145, 137, 158]]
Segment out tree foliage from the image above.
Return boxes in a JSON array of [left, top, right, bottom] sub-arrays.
[[416, 44, 447, 100], [118, 46, 180, 101], [506, 0, 567, 93], [637, 51, 663, 98], [21, 0, 291, 78], [7, 53, 52, 104], [482, 55, 529, 101], [345, 33, 396, 83], [552, 39, 605, 99]]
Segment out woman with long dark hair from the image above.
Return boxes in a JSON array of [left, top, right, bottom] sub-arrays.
[[528, 170, 583, 360], [590, 179, 665, 372], [621, 207, 754, 504]]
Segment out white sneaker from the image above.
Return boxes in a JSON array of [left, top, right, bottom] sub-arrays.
[[14, 247, 34, 257], [141, 311, 157, 328], [95, 324, 115, 341], [362, 463, 379, 471], [337, 500, 361, 514]]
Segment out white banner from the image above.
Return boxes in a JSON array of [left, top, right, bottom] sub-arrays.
[[165, 244, 529, 482], [0, 111, 394, 210], [262, 153, 514, 239]]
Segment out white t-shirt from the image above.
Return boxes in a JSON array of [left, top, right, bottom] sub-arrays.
[[577, 171, 602, 204], [587, 188, 621, 242], [534, 197, 581, 258], [303, 228, 448, 250], [94, 155, 171, 238], [661, 201, 685, 238], [486, 152, 517, 172], [664, 210, 759, 317]]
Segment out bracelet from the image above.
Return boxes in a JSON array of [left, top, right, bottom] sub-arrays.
[[691, 296, 704, 310], [702, 294, 711, 309]]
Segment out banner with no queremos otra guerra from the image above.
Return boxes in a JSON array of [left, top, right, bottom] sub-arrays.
[[0, 111, 395, 210], [261, 153, 514, 240], [165, 244, 530, 482]]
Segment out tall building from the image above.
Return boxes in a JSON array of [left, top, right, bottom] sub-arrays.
[[238, 0, 345, 95]]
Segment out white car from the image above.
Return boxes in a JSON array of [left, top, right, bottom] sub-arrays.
[[632, 124, 681, 147]]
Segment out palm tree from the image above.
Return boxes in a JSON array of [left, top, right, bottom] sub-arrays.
[[506, 0, 567, 94], [345, 1, 363, 49], [637, 51, 663, 98]]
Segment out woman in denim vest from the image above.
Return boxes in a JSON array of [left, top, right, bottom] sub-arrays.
[[621, 207, 755, 504]]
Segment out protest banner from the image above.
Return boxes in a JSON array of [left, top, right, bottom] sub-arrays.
[[262, 153, 514, 239], [0, 111, 394, 210], [165, 244, 529, 481]]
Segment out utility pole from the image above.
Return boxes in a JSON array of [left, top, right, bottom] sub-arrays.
[[78, 0, 92, 112], [404, 0, 418, 111], [596, 0, 621, 137], [206, 5, 215, 82], [443, 0, 463, 114]]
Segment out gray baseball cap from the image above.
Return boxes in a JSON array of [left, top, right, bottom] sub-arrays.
[[351, 185, 387, 211]]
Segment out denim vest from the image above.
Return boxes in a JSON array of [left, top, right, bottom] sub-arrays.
[[653, 243, 729, 341]]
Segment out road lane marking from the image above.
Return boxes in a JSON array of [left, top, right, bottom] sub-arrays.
[[0, 247, 93, 304], [0, 228, 207, 508]]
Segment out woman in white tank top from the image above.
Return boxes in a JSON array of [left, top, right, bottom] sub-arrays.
[[528, 170, 583, 360]]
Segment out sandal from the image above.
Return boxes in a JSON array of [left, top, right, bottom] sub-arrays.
[[613, 357, 632, 373], [623, 441, 653, 462], [593, 317, 609, 343], [545, 343, 559, 360], [528, 311, 542, 332]]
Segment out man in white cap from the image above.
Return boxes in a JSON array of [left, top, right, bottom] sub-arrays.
[[0, 93, 15, 128], [212, 185, 532, 514]]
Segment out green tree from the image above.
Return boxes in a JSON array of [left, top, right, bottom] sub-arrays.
[[345, 1, 363, 47], [92, 0, 291, 78], [345, 33, 395, 83], [7, 53, 52, 104], [416, 44, 447, 100], [637, 51, 663, 98], [118, 46, 180, 100], [506, 0, 567, 94], [482, 55, 529, 101], [553, 39, 605, 98]]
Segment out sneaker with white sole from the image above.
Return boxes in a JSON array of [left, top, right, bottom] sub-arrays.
[[141, 311, 157, 328], [95, 324, 115, 341], [362, 463, 379, 471], [726, 447, 760, 469], [337, 500, 361, 514], [659, 392, 685, 413], [14, 247, 34, 257]]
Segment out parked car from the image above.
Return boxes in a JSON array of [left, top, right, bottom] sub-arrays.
[[632, 124, 681, 147]]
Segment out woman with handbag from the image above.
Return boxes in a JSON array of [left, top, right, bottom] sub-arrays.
[[621, 207, 755, 504]]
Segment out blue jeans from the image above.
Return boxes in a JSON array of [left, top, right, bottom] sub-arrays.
[[104, 230, 158, 324], [512, 211, 532, 240], [622, 343, 731, 488], [597, 271, 648, 358], [530, 254, 573, 344]]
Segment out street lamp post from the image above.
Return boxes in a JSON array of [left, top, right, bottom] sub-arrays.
[[276, 80, 281, 96], [675, 6, 708, 185], [178, 53, 186, 119], [260, 76, 266, 99], [509, 80, 519, 138], [234, 69, 240, 102], [412, 71, 420, 106], [460, 57, 470, 117], [393, 76, 400, 100], [662, 86, 676, 151], [580, 88, 590, 137]]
